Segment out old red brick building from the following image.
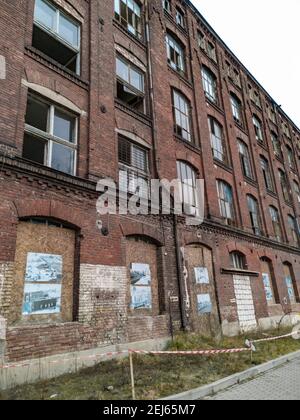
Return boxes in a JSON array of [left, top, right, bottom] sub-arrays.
[[1, 0, 300, 374]]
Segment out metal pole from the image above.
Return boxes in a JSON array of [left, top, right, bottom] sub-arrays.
[[129, 352, 136, 400]]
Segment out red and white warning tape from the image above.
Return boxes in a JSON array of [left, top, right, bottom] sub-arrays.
[[0, 347, 251, 370], [250, 332, 294, 344], [129, 348, 251, 356]]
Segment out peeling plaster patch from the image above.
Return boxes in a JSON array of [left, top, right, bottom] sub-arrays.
[[0, 56, 6, 80]]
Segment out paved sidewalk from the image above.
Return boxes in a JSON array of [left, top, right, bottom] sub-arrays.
[[206, 357, 300, 400]]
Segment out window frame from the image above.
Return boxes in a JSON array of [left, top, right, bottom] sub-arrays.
[[217, 180, 235, 222], [230, 94, 243, 127], [166, 33, 186, 75], [209, 117, 227, 163], [23, 93, 78, 176], [260, 156, 274, 192], [247, 195, 262, 236], [118, 136, 150, 199], [177, 161, 199, 216], [201, 66, 218, 104], [239, 140, 253, 180], [114, 0, 142, 39], [33, 0, 81, 75], [269, 206, 282, 242], [253, 115, 264, 143], [172, 90, 192, 142], [288, 215, 299, 247]]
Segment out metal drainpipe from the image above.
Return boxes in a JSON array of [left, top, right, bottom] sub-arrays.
[[145, 1, 187, 330]]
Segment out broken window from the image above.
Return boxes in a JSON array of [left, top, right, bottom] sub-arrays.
[[177, 161, 199, 216], [260, 156, 274, 192], [253, 115, 264, 142], [163, 0, 171, 14], [166, 34, 185, 74], [116, 56, 145, 113], [247, 195, 262, 236], [202, 67, 218, 104], [269, 206, 282, 242], [33, 0, 80, 74], [23, 94, 77, 175], [173, 90, 192, 142], [230, 94, 243, 127], [209, 117, 227, 163], [239, 140, 253, 179], [114, 0, 142, 39], [175, 8, 185, 28], [288, 215, 299, 247], [217, 180, 235, 223], [118, 136, 149, 199]]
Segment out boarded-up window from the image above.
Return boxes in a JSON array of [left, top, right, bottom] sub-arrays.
[[261, 259, 279, 305]]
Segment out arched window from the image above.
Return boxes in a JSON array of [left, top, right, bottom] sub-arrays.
[[230, 93, 243, 127], [230, 251, 247, 270], [287, 215, 299, 247], [177, 161, 199, 216], [14, 218, 77, 323], [253, 115, 264, 142], [286, 145, 295, 170], [166, 33, 185, 74], [269, 206, 282, 242], [247, 195, 262, 236], [271, 132, 283, 159], [114, 0, 142, 39], [279, 169, 291, 203], [239, 140, 253, 179], [294, 180, 300, 203], [283, 263, 299, 304], [208, 117, 227, 163], [216, 180, 235, 223], [260, 257, 280, 305], [172, 90, 192, 142], [201, 66, 218, 104], [260, 156, 274, 192]]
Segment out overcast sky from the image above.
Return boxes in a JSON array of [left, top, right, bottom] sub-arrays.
[[191, 0, 300, 128]]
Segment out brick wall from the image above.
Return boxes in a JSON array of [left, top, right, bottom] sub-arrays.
[[0, 0, 300, 364]]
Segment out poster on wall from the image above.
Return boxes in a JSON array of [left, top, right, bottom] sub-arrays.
[[194, 267, 210, 284], [197, 294, 212, 314], [130, 263, 152, 309], [285, 277, 295, 300], [262, 273, 273, 302], [22, 253, 63, 316]]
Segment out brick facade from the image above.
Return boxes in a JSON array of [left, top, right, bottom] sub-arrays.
[[0, 0, 300, 365]]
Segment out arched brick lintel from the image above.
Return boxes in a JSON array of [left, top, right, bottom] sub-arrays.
[[120, 221, 164, 246], [12, 199, 83, 230]]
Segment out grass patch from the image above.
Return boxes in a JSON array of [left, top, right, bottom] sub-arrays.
[[1, 328, 299, 400]]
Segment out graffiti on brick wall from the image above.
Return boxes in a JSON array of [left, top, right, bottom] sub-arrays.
[[22, 253, 63, 315], [130, 263, 152, 310]]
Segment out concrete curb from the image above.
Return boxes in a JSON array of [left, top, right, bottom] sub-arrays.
[[161, 350, 300, 400]]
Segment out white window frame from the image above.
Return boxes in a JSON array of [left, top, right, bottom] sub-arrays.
[[34, 0, 81, 75], [24, 94, 78, 176]]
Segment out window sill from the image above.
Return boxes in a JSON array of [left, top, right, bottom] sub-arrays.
[[167, 65, 192, 88], [112, 19, 146, 49], [205, 97, 224, 115], [233, 120, 247, 135], [243, 176, 258, 188], [266, 189, 277, 199], [228, 78, 242, 91], [115, 99, 152, 126], [221, 268, 259, 277], [25, 46, 89, 89], [257, 140, 268, 151], [213, 158, 233, 173], [174, 134, 201, 153]]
